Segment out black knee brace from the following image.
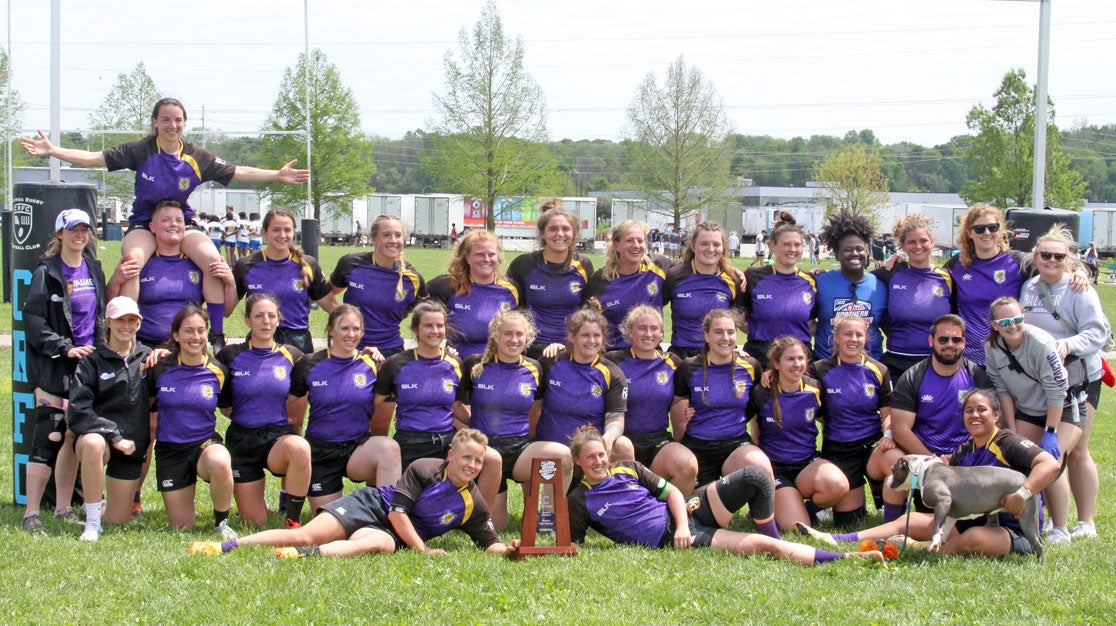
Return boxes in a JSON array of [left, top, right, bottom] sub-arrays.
[[29, 405, 67, 465], [717, 465, 774, 521]]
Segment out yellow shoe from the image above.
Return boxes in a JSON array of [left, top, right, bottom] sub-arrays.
[[271, 547, 304, 560], [189, 541, 222, 556], [886, 534, 931, 551], [794, 521, 837, 546]]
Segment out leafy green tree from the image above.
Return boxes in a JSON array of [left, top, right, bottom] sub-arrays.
[[428, 1, 560, 229], [812, 144, 890, 229], [962, 68, 1085, 210], [261, 48, 375, 220], [623, 56, 733, 229]]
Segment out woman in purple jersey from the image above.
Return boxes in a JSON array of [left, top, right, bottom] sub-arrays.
[[427, 229, 519, 359], [216, 294, 312, 527], [232, 208, 337, 355], [664, 221, 745, 359], [23, 99, 308, 350], [506, 202, 595, 359], [110, 200, 237, 348], [675, 309, 770, 486], [607, 306, 699, 496], [373, 301, 464, 468], [330, 214, 425, 357], [533, 304, 628, 452], [21, 209, 107, 532], [876, 214, 954, 379], [148, 305, 236, 537], [583, 221, 672, 351], [458, 309, 573, 529], [292, 305, 401, 511], [748, 337, 848, 531], [743, 211, 816, 368], [569, 426, 881, 564], [810, 315, 893, 527]]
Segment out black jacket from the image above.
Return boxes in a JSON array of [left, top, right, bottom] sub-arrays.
[[66, 342, 152, 448], [24, 252, 107, 395]]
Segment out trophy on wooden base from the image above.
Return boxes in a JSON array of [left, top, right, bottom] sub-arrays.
[[510, 457, 578, 560]]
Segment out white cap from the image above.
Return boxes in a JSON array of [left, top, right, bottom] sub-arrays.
[[105, 296, 142, 320], [55, 209, 92, 231]]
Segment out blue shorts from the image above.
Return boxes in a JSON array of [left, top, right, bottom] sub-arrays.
[[249, 240, 261, 251]]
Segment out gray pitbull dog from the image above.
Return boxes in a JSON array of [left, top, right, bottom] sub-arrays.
[[888, 454, 1044, 561]]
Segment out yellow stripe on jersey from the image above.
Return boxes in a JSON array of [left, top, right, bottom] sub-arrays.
[[862, 356, 885, 385], [277, 345, 296, 365], [178, 152, 203, 181], [459, 482, 474, 524], [521, 357, 541, 386], [571, 259, 589, 283], [610, 466, 639, 480], [796, 269, 818, 291], [358, 354, 379, 372], [644, 259, 667, 280], [204, 359, 226, 389], [496, 278, 520, 306]]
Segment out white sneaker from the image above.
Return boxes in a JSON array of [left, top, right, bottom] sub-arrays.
[[217, 519, 238, 541], [79, 524, 102, 542], [1041, 516, 1053, 534], [1070, 521, 1098, 538], [1045, 526, 1072, 545]]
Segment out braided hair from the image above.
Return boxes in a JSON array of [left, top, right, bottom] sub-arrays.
[[262, 208, 314, 286], [471, 309, 538, 380], [369, 214, 407, 299], [765, 336, 809, 428]]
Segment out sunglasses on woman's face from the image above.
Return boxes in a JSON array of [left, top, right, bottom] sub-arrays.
[[970, 223, 1001, 234], [1038, 251, 1067, 261], [993, 314, 1025, 328]]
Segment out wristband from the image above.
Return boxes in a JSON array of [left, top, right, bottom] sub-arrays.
[[1045, 426, 1057, 435], [1015, 486, 1032, 501], [883, 429, 893, 439]]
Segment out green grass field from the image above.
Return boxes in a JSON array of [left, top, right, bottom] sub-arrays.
[[2, 244, 1115, 624]]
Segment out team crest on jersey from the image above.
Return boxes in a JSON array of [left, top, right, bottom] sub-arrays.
[[647, 283, 659, 296], [439, 511, 457, 526], [500, 301, 512, 311], [805, 409, 815, 422], [716, 293, 728, 302], [178, 177, 190, 191], [394, 290, 406, 303], [864, 384, 876, 398], [802, 292, 812, 304], [656, 371, 669, 385], [993, 270, 1006, 284], [292, 279, 306, 292], [273, 366, 288, 380], [201, 385, 214, 400], [570, 282, 582, 295], [733, 380, 748, 396], [590, 384, 602, 398], [354, 373, 367, 387], [188, 271, 201, 284], [686, 495, 701, 514], [957, 390, 967, 404], [443, 379, 455, 393], [519, 383, 533, 398]]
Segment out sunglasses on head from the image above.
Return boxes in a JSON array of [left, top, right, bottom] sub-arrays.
[[993, 315, 1025, 328], [1038, 251, 1067, 261], [935, 335, 964, 345], [969, 223, 1001, 234]]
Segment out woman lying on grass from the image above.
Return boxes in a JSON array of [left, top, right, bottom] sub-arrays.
[[189, 429, 519, 558], [567, 426, 883, 565]]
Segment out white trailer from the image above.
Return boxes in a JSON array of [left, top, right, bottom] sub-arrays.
[[1089, 208, 1116, 257], [412, 194, 466, 247]]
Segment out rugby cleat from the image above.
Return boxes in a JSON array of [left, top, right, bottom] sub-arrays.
[[272, 547, 304, 559], [794, 521, 837, 546], [189, 541, 223, 556]]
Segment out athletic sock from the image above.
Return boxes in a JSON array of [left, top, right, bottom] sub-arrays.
[[813, 549, 844, 564], [214, 509, 230, 527], [133, 490, 142, 504], [296, 545, 321, 557], [277, 489, 289, 512], [83, 502, 102, 530], [804, 500, 822, 518], [220, 539, 239, 553], [755, 518, 781, 539], [207, 303, 225, 333], [834, 509, 865, 528], [285, 495, 306, 525], [883, 503, 904, 523], [832, 532, 859, 543]]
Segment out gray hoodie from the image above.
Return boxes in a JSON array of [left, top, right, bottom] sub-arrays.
[[984, 325, 1070, 418], [1020, 276, 1109, 382]]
